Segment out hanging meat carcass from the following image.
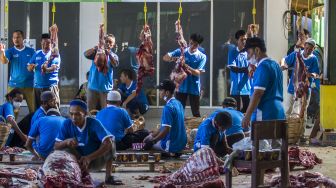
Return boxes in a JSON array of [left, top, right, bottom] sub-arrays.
[[42, 24, 59, 74], [170, 20, 191, 90], [41, 150, 94, 188], [94, 23, 108, 75], [293, 52, 310, 118], [157, 147, 225, 188], [136, 24, 155, 94]]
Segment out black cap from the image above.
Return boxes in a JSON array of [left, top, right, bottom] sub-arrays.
[[41, 33, 50, 39], [241, 37, 266, 52], [222, 97, 237, 107], [156, 79, 176, 92]]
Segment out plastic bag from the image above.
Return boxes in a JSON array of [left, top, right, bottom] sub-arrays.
[[232, 137, 272, 151]]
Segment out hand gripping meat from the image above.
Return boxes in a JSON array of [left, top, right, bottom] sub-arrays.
[[159, 147, 225, 188], [169, 20, 191, 91], [136, 24, 155, 94], [94, 23, 108, 75]]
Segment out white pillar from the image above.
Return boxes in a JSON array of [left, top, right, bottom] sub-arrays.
[[264, 0, 289, 106], [79, 2, 103, 85], [0, 0, 8, 103]]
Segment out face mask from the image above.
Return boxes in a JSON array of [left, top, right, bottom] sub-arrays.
[[13, 101, 21, 109], [163, 96, 168, 101], [248, 54, 258, 66]]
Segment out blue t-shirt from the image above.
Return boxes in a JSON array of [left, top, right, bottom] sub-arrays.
[[87, 51, 119, 93], [251, 58, 285, 121], [160, 98, 187, 153], [222, 107, 244, 136], [228, 46, 239, 66], [28, 116, 65, 158], [118, 81, 149, 105], [0, 102, 15, 121], [228, 50, 251, 95], [5, 46, 35, 88], [31, 107, 46, 126], [285, 51, 320, 94], [96, 105, 133, 142], [168, 47, 207, 96], [28, 50, 60, 88], [193, 116, 218, 152], [55, 117, 113, 156]]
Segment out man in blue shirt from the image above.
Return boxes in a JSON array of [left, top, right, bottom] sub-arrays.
[[31, 91, 57, 127], [118, 69, 149, 117], [54, 100, 121, 185], [0, 30, 36, 113], [163, 32, 207, 117], [97, 90, 149, 150], [84, 34, 119, 111], [280, 38, 319, 136], [227, 30, 251, 113], [242, 37, 285, 128], [27, 33, 61, 109], [25, 108, 65, 160], [143, 80, 187, 155], [0, 89, 27, 145], [221, 97, 246, 148], [194, 111, 232, 156]]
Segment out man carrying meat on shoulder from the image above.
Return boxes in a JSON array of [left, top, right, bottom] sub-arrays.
[[193, 110, 232, 157], [84, 32, 119, 111], [163, 28, 207, 117], [242, 38, 285, 146], [54, 99, 122, 185], [143, 79, 187, 157]]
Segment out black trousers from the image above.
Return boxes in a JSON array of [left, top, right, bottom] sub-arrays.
[[116, 129, 149, 150], [175, 92, 201, 117], [231, 95, 250, 113], [210, 133, 231, 157]]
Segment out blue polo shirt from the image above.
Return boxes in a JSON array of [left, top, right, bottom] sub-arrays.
[[251, 58, 285, 121], [118, 81, 149, 106], [228, 50, 251, 95], [285, 51, 320, 95], [28, 50, 60, 88], [168, 47, 207, 96], [228, 46, 239, 66], [55, 117, 113, 156], [5, 46, 35, 88], [0, 102, 15, 121], [159, 98, 187, 153], [28, 116, 65, 158], [222, 107, 244, 136], [87, 51, 119, 93], [30, 107, 46, 126], [193, 113, 219, 152], [96, 105, 133, 142]]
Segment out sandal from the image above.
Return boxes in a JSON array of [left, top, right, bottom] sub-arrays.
[[105, 176, 123, 185]]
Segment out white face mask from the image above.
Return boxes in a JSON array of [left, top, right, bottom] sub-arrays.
[[248, 54, 258, 66], [163, 96, 168, 101], [13, 101, 21, 109]]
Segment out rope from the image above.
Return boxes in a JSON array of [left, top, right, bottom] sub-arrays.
[[5, 0, 8, 29], [101, 0, 106, 28], [252, 0, 256, 24], [144, 0, 147, 25], [52, 1, 56, 25], [178, 0, 182, 21]]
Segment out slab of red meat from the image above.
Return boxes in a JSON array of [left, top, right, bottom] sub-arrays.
[[94, 23, 108, 75], [157, 147, 225, 188], [49, 24, 59, 59], [0, 146, 25, 154], [41, 150, 94, 188], [136, 24, 154, 94], [288, 146, 322, 169], [169, 20, 191, 91]]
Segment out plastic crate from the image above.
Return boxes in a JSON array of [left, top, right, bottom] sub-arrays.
[[322, 131, 336, 146]]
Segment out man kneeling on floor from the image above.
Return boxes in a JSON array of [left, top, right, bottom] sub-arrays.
[[96, 90, 149, 150], [25, 108, 65, 160], [194, 110, 232, 157], [143, 79, 187, 156], [54, 100, 122, 185]]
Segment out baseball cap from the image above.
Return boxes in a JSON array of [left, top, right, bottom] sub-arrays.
[[241, 37, 266, 52], [222, 97, 237, 107], [305, 38, 316, 47], [107, 90, 121, 102], [156, 79, 176, 92]]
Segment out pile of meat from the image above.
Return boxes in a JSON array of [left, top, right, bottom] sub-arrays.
[[40, 150, 93, 188], [170, 20, 191, 90], [136, 24, 155, 94], [269, 171, 336, 188], [94, 23, 109, 75], [0, 146, 25, 154], [155, 147, 225, 188], [0, 168, 38, 187], [289, 146, 322, 169]]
